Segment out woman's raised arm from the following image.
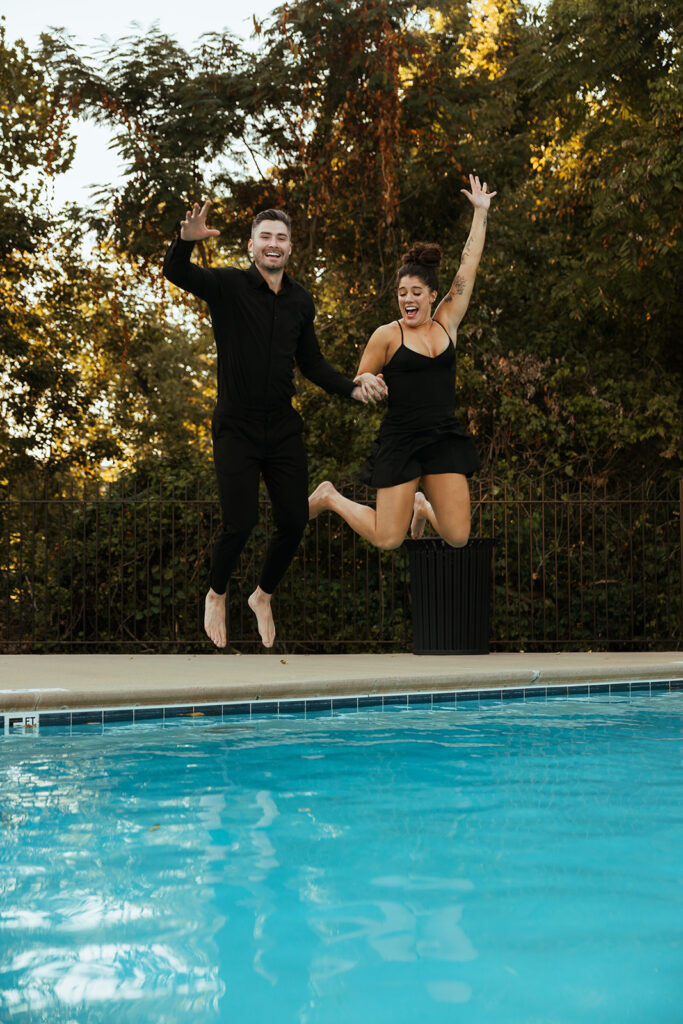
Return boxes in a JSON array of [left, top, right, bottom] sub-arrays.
[[434, 174, 497, 337]]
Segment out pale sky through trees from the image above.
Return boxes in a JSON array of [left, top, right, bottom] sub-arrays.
[[5, 1, 547, 208], [3, 1, 278, 206]]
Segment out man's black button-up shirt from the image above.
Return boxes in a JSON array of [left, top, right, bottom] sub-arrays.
[[163, 238, 355, 413]]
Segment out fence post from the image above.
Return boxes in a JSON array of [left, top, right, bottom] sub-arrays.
[[679, 478, 683, 646]]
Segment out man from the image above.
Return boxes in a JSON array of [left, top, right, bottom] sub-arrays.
[[163, 201, 386, 649]]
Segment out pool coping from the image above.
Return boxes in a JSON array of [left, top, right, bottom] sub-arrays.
[[3, 676, 681, 735], [1, 651, 681, 733]]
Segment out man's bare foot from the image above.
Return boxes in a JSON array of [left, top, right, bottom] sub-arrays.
[[308, 480, 338, 520], [410, 491, 432, 539], [204, 588, 227, 648], [248, 587, 276, 648]]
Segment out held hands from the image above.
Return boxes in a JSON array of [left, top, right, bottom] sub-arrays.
[[461, 174, 497, 211], [180, 200, 221, 242], [352, 372, 388, 405]]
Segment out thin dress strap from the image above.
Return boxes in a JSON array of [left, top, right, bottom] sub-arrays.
[[432, 318, 453, 344], [396, 320, 404, 344]]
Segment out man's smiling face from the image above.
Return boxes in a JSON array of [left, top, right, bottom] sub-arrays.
[[248, 220, 292, 275]]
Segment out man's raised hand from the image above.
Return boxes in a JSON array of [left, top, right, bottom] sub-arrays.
[[180, 200, 221, 242]]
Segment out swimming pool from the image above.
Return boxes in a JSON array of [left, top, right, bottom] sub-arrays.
[[1, 691, 681, 1023]]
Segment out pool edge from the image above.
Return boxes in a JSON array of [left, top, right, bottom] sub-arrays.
[[2, 677, 681, 735], [1, 652, 681, 716]]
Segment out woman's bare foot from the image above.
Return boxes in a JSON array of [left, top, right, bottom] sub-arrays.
[[308, 480, 338, 520], [410, 491, 432, 539], [204, 588, 227, 648], [248, 587, 276, 648]]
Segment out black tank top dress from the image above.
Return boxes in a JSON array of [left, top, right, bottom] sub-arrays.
[[359, 320, 481, 489]]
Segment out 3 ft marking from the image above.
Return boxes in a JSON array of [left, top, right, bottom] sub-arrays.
[[4, 714, 40, 735]]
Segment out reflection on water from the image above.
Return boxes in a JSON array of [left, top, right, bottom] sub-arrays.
[[0, 752, 226, 1022], [0, 694, 681, 1023]]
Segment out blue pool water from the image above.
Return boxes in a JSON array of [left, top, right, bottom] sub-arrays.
[[0, 692, 681, 1023]]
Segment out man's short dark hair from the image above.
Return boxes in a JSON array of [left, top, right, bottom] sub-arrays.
[[251, 209, 291, 237]]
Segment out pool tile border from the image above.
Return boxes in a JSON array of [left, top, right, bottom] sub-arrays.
[[2, 678, 680, 736]]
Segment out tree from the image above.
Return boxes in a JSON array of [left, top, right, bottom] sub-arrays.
[[0, 25, 80, 479], [4, 0, 681, 489], [489, 0, 683, 480]]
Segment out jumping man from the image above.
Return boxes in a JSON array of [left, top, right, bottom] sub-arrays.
[[163, 202, 386, 649]]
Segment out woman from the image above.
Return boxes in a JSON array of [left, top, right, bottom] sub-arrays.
[[309, 174, 496, 548]]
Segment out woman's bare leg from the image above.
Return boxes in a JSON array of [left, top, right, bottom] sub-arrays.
[[309, 479, 419, 549], [419, 473, 471, 547]]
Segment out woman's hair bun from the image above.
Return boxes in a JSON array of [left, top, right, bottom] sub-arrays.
[[402, 242, 442, 269]]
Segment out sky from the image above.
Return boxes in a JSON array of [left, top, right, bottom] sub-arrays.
[[3, 1, 279, 206]]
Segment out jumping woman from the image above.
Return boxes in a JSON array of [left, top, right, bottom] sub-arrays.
[[308, 174, 496, 548]]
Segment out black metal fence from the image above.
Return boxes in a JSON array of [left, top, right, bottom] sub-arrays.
[[1, 478, 681, 653]]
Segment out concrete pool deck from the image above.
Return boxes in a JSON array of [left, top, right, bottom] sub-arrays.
[[0, 652, 681, 712]]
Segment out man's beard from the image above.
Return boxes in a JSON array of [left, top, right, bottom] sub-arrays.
[[255, 251, 289, 273]]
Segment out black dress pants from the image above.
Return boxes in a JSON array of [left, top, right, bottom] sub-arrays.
[[210, 406, 309, 595]]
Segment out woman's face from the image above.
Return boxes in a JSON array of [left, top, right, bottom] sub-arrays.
[[397, 275, 437, 328]]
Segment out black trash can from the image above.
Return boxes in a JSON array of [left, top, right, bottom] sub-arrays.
[[406, 537, 493, 654]]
